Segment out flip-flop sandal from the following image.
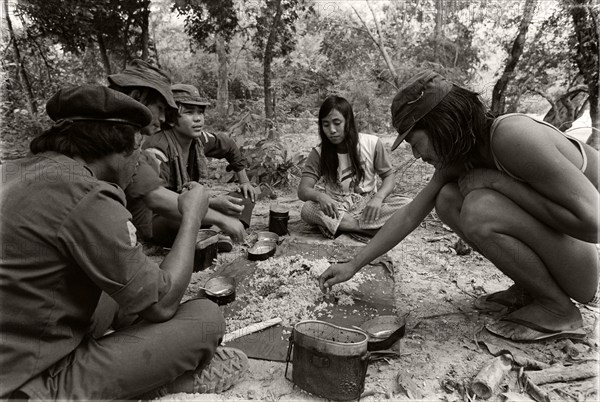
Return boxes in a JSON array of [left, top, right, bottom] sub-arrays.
[[486, 317, 586, 342], [348, 232, 372, 244], [473, 290, 530, 313]]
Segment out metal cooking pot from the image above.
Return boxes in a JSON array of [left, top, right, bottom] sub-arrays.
[[285, 320, 369, 401]]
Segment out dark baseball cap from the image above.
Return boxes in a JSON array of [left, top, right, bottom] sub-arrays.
[[46, 85, 153, 128], [172, 84, 210, 107], [390, 70, 453, 150], [107, 59, 177, 110]]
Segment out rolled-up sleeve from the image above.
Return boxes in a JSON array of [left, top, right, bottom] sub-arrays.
[[201, 131, 246, 172], [57, 184, 171, 315]]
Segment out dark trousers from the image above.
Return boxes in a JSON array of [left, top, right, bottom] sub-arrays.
[[16, 296, 225, 400]]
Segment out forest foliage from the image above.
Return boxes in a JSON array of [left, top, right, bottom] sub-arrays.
[[2, 0, 598, 171]]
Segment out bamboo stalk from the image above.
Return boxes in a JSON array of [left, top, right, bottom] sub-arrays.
[[223, 317, 283, 343]]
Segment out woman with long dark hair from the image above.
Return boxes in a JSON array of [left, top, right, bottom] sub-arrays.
[[298, 95, 410, 241], [318, 71, 599, 343]]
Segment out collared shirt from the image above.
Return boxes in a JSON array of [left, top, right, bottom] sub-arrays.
[[0, 152, 170, 396]]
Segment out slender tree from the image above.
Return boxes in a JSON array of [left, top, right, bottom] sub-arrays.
[[172, 0, 239, 118], [352, 0, 400, 88], [566, 0, 599, 148], [490, 0, 538, 114], [4, 0, 40, 132]]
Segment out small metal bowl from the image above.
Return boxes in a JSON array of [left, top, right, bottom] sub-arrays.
[[360, 315, 406, 351], [247, 241, 276, 261], [257, 231, 279, 244], [203, 276, 236, 305]]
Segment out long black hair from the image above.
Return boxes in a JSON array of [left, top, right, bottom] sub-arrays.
[[30, 121, 137, 162], [412, 86, 495, 167], [318, 96, 365, 184]]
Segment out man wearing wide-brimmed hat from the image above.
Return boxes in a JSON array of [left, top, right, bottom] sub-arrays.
[[0, 85, 248, 400], [143, 83, 260, 248], [107, 60, 247, 245]]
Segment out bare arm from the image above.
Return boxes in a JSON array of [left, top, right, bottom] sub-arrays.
[[144, 186, 245, 241], [143, 186, 181, 222], [297, 176, 320, 202], [362, 172, 395, 222], [140, 183, 208, 321], [465, 117, 599, 242], [373, 171, 395, 201], [319, 172, 450, 290], [298, 176, 340, 219]]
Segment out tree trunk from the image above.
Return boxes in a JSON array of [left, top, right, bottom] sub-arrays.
[[140, 0, 150, 60], [4, 0, 40, 131], [216, 34, 229, 119], [96, 32, 112, 75], [567, 0, 599, 149], [263, 0, 283, 137], [490, 0, 537, 115], [542, 86, 588, 130], [353, 0, 400, 88], [434, 0, 445, 62]]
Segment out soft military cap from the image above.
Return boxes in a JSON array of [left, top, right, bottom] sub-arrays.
[[390, 70, 453, 150], [46, 85, 153, 128], [107, 59, 177, 109], [172, 84, 210, 107]]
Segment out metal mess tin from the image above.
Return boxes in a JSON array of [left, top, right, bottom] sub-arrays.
[[247, 241, 276, 261], [285, 320, 369, 401], [360, 315, 406, 351], [256, 231, 280, 244], [203, 276, 236, 305]]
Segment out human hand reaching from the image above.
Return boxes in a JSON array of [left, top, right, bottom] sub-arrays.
[[211, 195, 245, 216], [318, 262, 358, 292]]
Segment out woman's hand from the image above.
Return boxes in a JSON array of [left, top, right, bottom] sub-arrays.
[[362, 196, 383, 222], [318, 262, 358, 292], [458, 169, 505, 197], [317, 193, 339, 219]]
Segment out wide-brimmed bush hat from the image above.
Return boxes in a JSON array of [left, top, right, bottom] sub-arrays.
[[172, 84, 210, 107], [107, 59, 177, 109]]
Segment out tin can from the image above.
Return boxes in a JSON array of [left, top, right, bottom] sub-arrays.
[[268, 205, 289, 236], [194, 229, 219, 271]]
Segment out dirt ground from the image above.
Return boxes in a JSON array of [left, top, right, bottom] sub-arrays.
[[153, 131, 599, 402], [2, 126, 597, 401]]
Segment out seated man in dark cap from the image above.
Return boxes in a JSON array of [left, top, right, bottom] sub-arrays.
[[143, 83, 261, 247], [0, 85, 248, 400], [107, 59, 247, 248]]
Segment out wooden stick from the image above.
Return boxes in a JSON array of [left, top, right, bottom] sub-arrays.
[[526, 361, 598, 385], [223, 317, 283, 343]]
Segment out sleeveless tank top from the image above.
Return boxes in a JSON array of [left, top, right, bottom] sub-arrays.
[[489, 113, 588, 181]]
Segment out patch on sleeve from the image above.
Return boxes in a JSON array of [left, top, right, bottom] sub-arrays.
[[126, 221, 138, 247]]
